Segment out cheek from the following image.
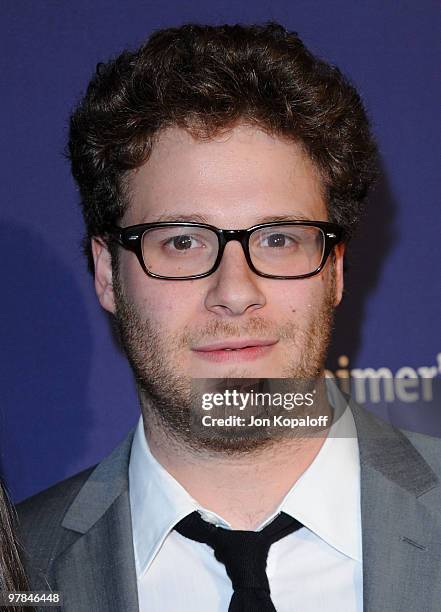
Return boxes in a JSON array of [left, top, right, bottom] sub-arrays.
[[271, 277, 329, 316], [120, 254, 203, 324]]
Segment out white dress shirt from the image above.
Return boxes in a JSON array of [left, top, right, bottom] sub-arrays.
[[129, 387, 363, 612]]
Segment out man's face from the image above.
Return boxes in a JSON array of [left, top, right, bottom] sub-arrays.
[[93, 124, 345, 450]]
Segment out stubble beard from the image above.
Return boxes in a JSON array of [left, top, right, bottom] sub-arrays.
[[112, 269, 336, 456]]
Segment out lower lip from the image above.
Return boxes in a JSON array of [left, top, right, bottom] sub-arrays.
[[192, 344, 276, 363]]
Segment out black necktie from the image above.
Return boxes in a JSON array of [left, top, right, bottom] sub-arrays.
[[174, 510, 302, 612]]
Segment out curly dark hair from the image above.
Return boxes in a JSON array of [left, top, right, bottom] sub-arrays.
[[68, 22, 378, 272]]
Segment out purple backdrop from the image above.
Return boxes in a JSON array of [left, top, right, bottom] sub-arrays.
[[1, 1, 440, 502]]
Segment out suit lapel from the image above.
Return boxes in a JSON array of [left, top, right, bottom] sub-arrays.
[[51, 431, 139, 612], [352, 402, 441, 612]]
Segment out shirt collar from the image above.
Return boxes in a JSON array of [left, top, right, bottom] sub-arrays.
[[129, 382, 361, 578], [129, 418, 197, 577], [278, 385, 362, 562]]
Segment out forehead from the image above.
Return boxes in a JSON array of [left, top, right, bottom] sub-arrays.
[[124, 124, 327, 226]]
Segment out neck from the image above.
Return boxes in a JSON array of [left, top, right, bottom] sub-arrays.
[[144, 420, 328, 530]]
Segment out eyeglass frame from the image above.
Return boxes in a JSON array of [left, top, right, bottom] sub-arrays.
[[107, 220, 346, 280]]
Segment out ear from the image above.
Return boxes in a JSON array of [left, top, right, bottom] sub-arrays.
[[91, 238, 116, 314], [333, 243, 346, 306]]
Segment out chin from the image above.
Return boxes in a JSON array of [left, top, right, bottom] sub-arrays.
[[190, 363, 282, 380]]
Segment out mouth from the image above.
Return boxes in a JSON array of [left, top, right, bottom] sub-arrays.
[[192, 338, 278, 363]]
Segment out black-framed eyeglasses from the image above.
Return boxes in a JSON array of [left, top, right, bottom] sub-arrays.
[[108, 220, 345, 280]]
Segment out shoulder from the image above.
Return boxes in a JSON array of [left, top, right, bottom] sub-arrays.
[[17, 427, 136, 535], [402, 428, 441, 477], [15, 428, 135, 584], [16, 467, 96, 582], [17, 466, 95, 535], [350, 400, 441, 497], [350, 398, 441, 469]]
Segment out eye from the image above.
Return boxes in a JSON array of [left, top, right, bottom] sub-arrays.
[[259, 233, 297, 248], [163, 234, 205, 251]]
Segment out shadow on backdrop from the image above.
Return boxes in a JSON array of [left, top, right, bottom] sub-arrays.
[[327, 158, 396, 368], [0, 219, 93, 502], [327, 159, 441, 436]]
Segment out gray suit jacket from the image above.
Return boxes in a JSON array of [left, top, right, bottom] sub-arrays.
[[17, 403, 441, 611]]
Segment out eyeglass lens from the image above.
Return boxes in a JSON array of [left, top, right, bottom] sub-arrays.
[[141, 225, 325, 278]]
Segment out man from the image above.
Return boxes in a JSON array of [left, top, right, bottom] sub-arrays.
[[17, 22, 441, 612]]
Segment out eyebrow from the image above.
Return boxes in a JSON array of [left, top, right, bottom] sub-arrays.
[[149, 212, 315, 224]]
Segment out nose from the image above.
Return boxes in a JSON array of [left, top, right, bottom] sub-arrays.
[[204, 241, 266, 317]]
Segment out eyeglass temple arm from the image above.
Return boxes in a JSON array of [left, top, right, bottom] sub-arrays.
[[105, 227, 125, 246]]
